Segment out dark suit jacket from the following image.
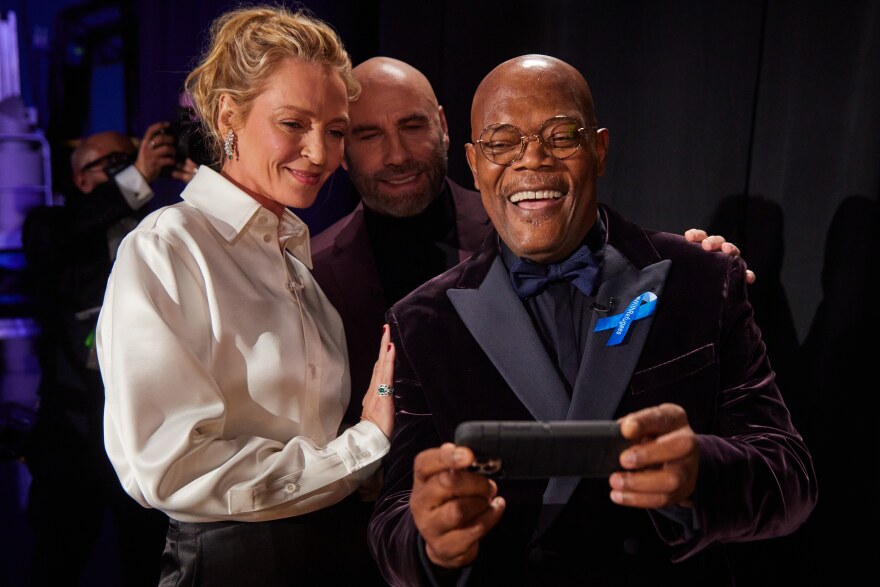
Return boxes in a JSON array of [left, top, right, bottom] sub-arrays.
[[22, 181, 147, 450], [21, 179, 170, 586], [310, 178, 491, 425], [369, 204, 817, 586]]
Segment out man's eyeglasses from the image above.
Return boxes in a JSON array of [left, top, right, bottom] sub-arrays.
[[476, 115, 597, 166], [80, 151, 132, 173]]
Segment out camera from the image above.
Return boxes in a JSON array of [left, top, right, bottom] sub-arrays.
[[160, 105, 213, 176]]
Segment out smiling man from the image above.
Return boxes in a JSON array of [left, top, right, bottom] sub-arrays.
[[367, 54, 815, 586], [310, 57, 748, 431], [310, 57, 492, 427]]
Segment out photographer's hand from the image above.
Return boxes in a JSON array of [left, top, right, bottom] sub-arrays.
[[135, 121, 176, 183], [171, 158, 199, 184]]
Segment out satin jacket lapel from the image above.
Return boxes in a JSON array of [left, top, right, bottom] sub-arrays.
[[568, 247, 672, 420], [533, 247, 671, 543], [447, 257, 570, 421]]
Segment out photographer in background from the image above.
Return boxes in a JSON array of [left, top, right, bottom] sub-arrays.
[[168, 88, 214, 173], [20, 125, 195, 586]]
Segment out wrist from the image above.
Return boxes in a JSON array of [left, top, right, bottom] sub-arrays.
[[104, 156, 134, 179], [133, 161, 152, 183]]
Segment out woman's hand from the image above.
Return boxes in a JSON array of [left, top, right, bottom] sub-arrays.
[[360, 324, 395, 438]]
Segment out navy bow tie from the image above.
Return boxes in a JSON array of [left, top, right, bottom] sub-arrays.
[[509, 245, 599, 299]]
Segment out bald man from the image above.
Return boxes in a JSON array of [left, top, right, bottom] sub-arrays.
[[20, 125, 195, 586], [310, 57, 492, 427], [367, 55, 814, 586], [306, 56, 491, 587], [71, 124, 196, 197], [310, 57, 747, 429]]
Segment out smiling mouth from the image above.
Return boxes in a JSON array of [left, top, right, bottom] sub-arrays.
[[509, 190, 564, 204], [289, 168, 322, 186], [380, 172, 421, 186]]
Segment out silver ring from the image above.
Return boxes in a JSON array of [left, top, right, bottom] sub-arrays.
[[149, 139, 156, 148], [376, 384, 393, 396]]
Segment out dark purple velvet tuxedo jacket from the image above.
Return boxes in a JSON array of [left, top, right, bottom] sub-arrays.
[[310, 178, 491, 425], [369, 204, 816, 586]]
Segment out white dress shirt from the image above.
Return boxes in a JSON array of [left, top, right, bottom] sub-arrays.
[[113, 164, 154, 208], [97, 166, 389, 522]]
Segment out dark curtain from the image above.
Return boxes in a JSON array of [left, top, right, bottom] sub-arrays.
[[40, 0, 877, 341]]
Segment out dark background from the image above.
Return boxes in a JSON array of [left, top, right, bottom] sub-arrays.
[[5, 0, 877, 339], [0, 0, 877, 585]]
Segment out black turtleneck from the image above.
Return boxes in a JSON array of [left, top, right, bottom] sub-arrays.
[[363, 184, 460, 307]]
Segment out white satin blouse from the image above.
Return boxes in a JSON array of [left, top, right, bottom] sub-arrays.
[[97, 166, 388, 522]]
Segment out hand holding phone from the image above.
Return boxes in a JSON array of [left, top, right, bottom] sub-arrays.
[[454, 420, 629, 479]]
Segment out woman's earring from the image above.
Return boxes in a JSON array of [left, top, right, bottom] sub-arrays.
[[224, 129, 236, 161]]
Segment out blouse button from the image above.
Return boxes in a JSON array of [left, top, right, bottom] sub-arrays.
[[257, 215, 268, 225], [359, 450, 371, 459], [262, 234, 272, 243], [285, 483, 297, 493]]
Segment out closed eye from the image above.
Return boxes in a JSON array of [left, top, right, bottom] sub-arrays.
[[327, 128, 346, 140], [401, 123, 427, 133], [547, 132, 579, 147], [482, 140, 519, 152], [353, 131, 380, 142]]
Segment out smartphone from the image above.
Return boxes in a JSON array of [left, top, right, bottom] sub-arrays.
[[454, 420, 629, 479]]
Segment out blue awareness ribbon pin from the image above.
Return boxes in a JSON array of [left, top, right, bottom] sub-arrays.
[[593, 291, 658, 346]]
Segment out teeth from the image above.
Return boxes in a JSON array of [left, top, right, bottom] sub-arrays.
[[509, 190, 563, 203]]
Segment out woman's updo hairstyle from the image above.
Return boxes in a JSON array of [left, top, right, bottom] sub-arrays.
[[185, 5, 359, 163]]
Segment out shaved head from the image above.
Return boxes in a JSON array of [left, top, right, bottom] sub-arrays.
[[345, 57, 450, 217], [71, 131, 134, 173], [464, 54, 608, 263], [471, 54, 597, 140], [70, 131, 136, 194], [352, 57, 439, 109]]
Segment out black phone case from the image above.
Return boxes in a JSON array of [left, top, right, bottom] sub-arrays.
[[454, 420, 628, 479]]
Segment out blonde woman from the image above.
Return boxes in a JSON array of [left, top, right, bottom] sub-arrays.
[[96, 6, 394, 585]]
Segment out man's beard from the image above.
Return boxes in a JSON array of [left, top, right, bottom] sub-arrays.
[[348, 139, 448, 218]]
